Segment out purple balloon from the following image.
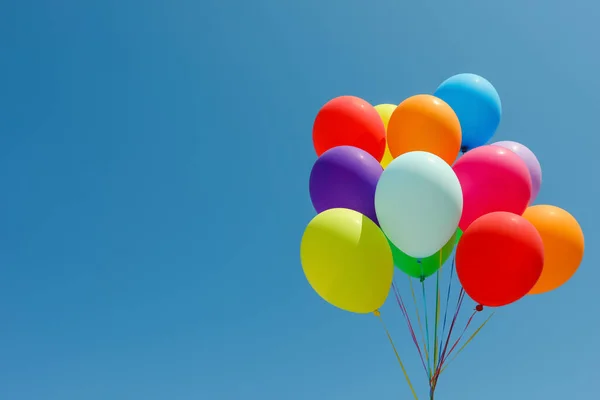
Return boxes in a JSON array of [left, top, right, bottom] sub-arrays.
[[309, 146, 383, 224], [491, 141, 542, 203]]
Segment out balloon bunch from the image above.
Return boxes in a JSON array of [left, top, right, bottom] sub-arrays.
[[300, 73, 585, 399]]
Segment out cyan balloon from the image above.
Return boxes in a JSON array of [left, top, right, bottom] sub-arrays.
[[375, 151, 463, 259], [434, 73, 502, 151]]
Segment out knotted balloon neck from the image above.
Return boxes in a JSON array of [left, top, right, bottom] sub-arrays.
[[416, 259, 426, 282], [460, 146, 469, 154], [475, 304, 484, 312]]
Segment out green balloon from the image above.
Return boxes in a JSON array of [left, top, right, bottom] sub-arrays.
[[389, 229, 460, 280], [456, 228, 463, 243]]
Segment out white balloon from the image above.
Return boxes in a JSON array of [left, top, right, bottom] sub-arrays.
[[375, 151, 463, 258]]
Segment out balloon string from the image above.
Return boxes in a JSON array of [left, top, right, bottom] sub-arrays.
[[408, 277, 431, 376], [432, 254, 442, 380], [439, 312, 495, 375], [374, 310, 420, 400], [392, 282, 429, 377], [439, 288, 465, 363], [432, 288, 465, 386], [439, 309, 477, 368], [420, 278, 432, 377], [438, 257, 456, 362]]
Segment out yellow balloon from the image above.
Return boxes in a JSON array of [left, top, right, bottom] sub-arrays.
[[380, 145, 394, 169], [300, 208, 394, 314], [374, 104, 396, 129], [374, 104, 397, 169]]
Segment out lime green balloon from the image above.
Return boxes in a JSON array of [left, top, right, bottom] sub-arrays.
[[456, 228, 463, 243], [300, 208, 394, 314], [390, 230, 459, 279]]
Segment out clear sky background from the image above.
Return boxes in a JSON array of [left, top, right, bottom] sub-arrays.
[[1, 0, 598, 399]]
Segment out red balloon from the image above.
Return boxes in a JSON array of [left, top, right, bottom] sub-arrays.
[[456, 212, 544, 307], [312, 96, 386, 161]]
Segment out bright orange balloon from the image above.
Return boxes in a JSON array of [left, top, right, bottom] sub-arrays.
[[524, 205, 585, 295], [387, 95, 461, 165]]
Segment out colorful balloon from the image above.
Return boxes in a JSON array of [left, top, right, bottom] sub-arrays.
[[300, 208, 394, 314], [523, 205, 585, 295], [453, 145, 532, 231], [309, 146, 383, 224], [456, 212, 544, 307], [434, 73, 502, 151], [375, 151, 463, 259], [492, 141, 542, 204], [390, 230, 458, 280], [313, 96, 386, 161], [374, 104, 396, 169], [386, 95, 461, 165]]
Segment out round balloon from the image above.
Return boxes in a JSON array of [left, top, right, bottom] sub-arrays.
[[375, 151, 463, 259], [309, 146, 383, 224], [524, 205, 585, 295], [386, 95, 461, 165], [390, 230, 458, 279], [434, 73, 501, 151], [300, 208, 394, 313], [453, 145, 532, 231], [492, 141, 542, 204], [456, 212, 544, 307], [313, 96, 386, 161], [374, 103, 396, 169]]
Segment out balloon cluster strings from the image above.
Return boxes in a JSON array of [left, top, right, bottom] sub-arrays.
[[391, 283, 429, 378], [391, 256, 492, 399]]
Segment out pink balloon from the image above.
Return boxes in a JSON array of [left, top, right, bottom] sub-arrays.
[[453, 145, 532, 231]]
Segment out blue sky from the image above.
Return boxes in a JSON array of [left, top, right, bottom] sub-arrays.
[[0, 0, 597, 399]]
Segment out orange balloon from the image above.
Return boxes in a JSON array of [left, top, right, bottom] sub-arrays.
[[387, 95, 461, 165], [523, 205, 585, 295]]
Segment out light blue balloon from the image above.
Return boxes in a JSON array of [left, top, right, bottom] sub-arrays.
[[434, 73, 502, 151], [374, 151, 463, 259]]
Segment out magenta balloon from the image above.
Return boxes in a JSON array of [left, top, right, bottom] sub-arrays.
[[309, 146, 383, 224], [453, 145, 532, 231], [491, 141, 542, 204]]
